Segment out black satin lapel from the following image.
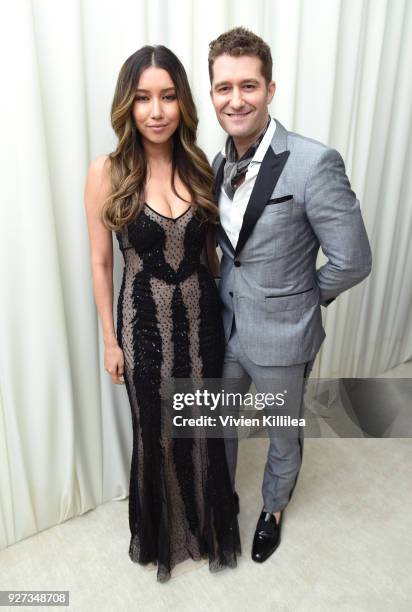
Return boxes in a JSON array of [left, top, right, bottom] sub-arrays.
[[235, 148, 290, 257], [214, 158, 235, 256], [217, 223, 235, 255]]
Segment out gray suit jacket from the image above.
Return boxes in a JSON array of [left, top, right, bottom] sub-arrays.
[[212, 119, 372, 366]]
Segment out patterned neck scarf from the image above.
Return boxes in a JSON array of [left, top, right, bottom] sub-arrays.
[[222, 117, 271, 200]]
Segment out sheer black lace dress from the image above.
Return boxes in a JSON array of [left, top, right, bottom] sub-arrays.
[[115, 203, 241, 583]]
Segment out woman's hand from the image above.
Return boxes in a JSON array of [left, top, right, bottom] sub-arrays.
[[104, 342, 125, 384]]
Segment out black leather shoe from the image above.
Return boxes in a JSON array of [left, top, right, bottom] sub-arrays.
[[251, 510, 283, 563]]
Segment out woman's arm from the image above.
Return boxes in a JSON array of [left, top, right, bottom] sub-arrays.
[[84, 155, 124, 384], [206, 223, 221, 278]]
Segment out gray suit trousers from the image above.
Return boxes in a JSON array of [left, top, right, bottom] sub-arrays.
[[222, 319, 314, 513]]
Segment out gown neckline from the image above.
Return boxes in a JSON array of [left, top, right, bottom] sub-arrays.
[[145, 202, 192, 221]]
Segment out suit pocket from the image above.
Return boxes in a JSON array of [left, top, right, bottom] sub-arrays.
[[266, 194, 293, 206], [265, 287, 313, 298], [264, 287, 318, 312]]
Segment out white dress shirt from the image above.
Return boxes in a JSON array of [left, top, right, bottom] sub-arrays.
[[219, 117, 277, 249]]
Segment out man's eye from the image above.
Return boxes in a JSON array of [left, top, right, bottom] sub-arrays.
[[244, 84, 255, 89], [218, 87, 229, 93]]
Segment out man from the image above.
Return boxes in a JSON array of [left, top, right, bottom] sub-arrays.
[[208, 27, 372, 563]]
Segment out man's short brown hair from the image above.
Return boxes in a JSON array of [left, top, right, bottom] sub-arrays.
[[208, 27, 273, 84]]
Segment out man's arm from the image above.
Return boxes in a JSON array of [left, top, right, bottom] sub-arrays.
[[305, 148, 372, 306]]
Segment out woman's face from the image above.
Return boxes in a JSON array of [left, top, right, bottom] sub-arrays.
[[132, 66, 180, 146]]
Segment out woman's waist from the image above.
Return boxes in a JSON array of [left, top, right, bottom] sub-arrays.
[[121, 265, 216, 298], [122, 262, 210, 283]]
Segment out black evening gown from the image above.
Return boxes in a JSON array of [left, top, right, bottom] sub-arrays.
[[115, 202, 241, 582]]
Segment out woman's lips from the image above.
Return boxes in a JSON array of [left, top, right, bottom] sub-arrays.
[[147, 124, 168, 131]]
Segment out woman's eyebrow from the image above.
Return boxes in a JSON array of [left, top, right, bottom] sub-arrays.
[[135, 87, 176, 93]]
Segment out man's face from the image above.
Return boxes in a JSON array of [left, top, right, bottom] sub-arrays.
[[210, 54, 275, 140]]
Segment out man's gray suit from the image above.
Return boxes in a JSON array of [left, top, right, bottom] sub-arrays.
[[212, 118, 372, 513]]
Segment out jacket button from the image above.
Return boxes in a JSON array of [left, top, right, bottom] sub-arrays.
[[234, 261, 241, 267], [229, 291, 233, 297]]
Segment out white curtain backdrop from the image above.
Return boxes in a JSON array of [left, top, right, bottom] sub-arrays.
[[0, 0, 411, 548]]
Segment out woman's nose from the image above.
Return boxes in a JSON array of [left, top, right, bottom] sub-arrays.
[[150, 97, 163, 118]]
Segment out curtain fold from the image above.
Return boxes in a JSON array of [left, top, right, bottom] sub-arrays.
[[0, 0, 410, 549]]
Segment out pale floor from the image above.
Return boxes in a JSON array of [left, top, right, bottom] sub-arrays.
[[1, 436, 411, 612]]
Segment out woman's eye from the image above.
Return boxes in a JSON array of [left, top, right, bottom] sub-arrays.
[[135, 95, 148, 101], [164, 94, 176, 101]]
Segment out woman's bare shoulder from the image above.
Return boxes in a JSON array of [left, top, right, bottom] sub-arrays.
[[86, 155, 112, 193], [89, 154, 111, 178], [84, 155, 113, 214]]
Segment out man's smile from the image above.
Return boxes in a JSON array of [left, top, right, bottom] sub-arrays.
[[224, 110, 253, 117]]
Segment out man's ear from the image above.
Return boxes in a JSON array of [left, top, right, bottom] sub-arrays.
[[267, 80, 276, 104]]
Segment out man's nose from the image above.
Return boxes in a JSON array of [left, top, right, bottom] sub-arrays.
[[230, 88, 244, 110]]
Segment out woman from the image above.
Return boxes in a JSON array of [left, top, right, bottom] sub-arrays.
[[84, 45, 240, 582]]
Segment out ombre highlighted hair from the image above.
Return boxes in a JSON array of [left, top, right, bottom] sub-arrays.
[[101, 45, 218, 231]]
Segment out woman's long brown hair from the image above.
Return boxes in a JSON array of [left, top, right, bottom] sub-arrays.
[[101, 45, 218, 232]]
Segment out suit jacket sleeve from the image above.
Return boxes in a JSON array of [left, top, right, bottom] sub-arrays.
[[304, 148, 372, 306]]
